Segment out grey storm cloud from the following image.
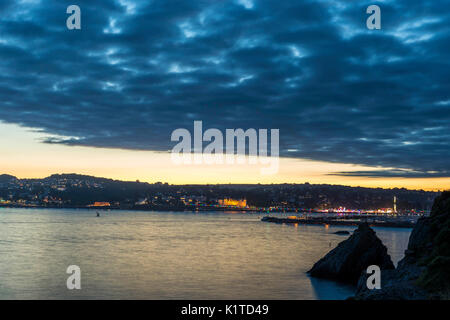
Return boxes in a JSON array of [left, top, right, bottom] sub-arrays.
[[0, 0, 449, 178]]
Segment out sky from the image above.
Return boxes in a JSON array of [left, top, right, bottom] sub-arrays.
[[0, 0, 449, 190]]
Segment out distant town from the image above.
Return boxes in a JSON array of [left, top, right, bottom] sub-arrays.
[[0, 173, 439, 215]]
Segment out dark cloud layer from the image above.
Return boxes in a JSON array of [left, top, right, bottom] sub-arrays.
[[0, 0, 449, 177]]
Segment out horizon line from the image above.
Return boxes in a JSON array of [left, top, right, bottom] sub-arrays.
[[1, 172, 445, 193]]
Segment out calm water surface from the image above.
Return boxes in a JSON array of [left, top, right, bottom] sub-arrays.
[[0, 208, 411, 300]]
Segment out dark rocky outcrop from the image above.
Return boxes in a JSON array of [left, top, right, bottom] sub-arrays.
[[354, 191, 450, 300], [308, 223, 395, 284], [333, 231, 350, 235], [353, 263, 428, 300]]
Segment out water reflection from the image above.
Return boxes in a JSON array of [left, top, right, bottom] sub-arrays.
[[0, 208, 411, 299], [309, 276, 355, 300]]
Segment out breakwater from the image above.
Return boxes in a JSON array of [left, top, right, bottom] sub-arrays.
[[261, 215, 417, 228]]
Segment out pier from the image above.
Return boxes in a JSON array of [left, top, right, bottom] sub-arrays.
[[261, 215, 418, 228]]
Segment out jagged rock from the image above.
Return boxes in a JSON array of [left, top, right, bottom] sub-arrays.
[[308, 223, 394, 284], [354, 191, 450, 300], [409, 191, 450, 297], [401, 216, 433, 265], [353, 264, 428, 300]]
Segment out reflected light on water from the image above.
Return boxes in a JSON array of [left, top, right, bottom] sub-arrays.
[[0, 208, 411, 299]]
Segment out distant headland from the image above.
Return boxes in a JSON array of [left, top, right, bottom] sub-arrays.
[[0, 173, 440, 214]]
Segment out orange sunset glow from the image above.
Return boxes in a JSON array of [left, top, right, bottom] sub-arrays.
[[1, 122, 448, 191]]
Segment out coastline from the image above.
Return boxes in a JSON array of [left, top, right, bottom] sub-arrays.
[[0, 203, 426, 216]]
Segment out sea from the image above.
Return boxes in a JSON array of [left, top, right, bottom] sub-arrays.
[[0, 208, 412, 300]]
